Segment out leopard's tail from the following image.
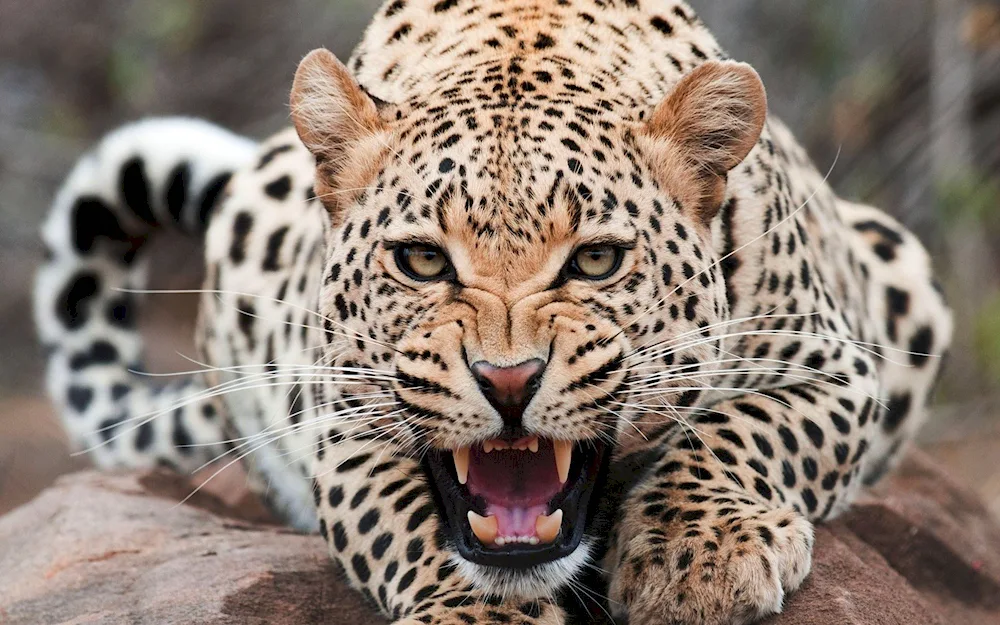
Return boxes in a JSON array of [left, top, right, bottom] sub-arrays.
[[35, 118, 257, 470]]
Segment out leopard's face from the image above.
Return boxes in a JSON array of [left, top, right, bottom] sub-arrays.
[[293, 50, 765, 595]]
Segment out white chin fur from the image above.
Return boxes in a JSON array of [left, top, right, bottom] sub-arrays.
[[451, 537, 594, 599]]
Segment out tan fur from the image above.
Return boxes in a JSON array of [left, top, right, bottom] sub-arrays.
[[642, 61, 767, 225], [290, 49, 391, 222]]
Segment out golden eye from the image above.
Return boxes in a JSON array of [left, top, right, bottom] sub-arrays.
[[572, 245, 624, 280], [395, 244, 452, 281]]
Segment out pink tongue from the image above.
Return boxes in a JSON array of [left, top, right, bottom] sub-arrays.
[[486, 503, 548, 539]]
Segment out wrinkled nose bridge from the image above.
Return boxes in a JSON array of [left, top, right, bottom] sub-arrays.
[[465, 289, 555, 363]]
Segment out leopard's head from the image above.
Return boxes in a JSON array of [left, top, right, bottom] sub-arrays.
[[291, 48, 766, 595]]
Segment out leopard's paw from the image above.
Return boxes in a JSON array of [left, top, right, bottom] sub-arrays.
[[609, 510, 813, 625]]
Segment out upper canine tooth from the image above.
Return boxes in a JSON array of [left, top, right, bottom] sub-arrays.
[[553, 440, 573, 483], [527, 437, 539, 453], [535, 509, 563, 544], [468, 511, 499, 545], [453, 447, 470, 485], [483, 441, 494, 454]]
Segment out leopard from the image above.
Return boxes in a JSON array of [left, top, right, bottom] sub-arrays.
[[34, 1, 954, 623]]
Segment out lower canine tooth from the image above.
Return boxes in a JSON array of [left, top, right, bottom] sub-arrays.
[[468, 511, 498, 545], [535, 509, 563, 544], [553, 440, 573, 483], [453, 447, 470, 485]]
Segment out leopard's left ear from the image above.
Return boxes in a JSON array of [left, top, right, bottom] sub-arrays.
[[291, 48, 390, 221], [642, 61, 767, 225]]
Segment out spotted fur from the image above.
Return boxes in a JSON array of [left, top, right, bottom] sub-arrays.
[[37, 2, 952, 624]]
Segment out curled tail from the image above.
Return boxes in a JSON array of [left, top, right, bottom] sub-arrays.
[[35, 118, 257, 470]]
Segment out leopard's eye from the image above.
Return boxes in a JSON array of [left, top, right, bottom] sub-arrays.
[[395, 244, 452, 281], [570, 245, 624, 280]]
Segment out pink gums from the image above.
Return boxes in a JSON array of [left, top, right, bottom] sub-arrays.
[[465, 442, 564, 542]]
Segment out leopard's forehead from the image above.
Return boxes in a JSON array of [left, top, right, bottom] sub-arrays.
[[351, 0, 723, 115], [344, 0, 726, 275]]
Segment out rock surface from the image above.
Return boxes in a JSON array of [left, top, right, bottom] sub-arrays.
[[1, 454, 998, 625]]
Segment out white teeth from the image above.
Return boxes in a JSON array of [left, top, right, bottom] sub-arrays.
[[468, 511, 498, 545], [453, 447, 470, 485], [494, 535, 538, 546], [553, 440, 573, 483], [483, 440, 495, 454], [527, 437, 539, 453], [535, 509, 563, 544]]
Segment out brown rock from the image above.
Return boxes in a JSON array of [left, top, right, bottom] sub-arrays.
[[0, 471, 387, 625], [0, 453, 998, 625]]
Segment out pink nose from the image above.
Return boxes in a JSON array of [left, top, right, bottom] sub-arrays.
[[470, 359, 546, 430]]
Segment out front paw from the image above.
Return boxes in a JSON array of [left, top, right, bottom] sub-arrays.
[[609, 509, 813, 625]]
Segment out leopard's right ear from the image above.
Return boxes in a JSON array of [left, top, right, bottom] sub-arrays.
[[290, 48, 390, 219]]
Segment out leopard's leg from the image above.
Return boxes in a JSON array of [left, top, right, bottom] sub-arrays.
[[607, 372, 881, 625], [315, 439, 566, 625], [35, 118, 256, 471]]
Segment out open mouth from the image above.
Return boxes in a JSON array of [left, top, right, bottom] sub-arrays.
[[425, 436, 609, 568]]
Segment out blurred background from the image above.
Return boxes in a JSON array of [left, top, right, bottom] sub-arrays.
[[0, 0, 998, 516]]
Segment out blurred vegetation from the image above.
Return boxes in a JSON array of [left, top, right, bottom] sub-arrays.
[[0, 0, 998, 403]]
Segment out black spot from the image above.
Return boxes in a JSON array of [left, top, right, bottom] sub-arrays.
[[57, 272, 100, 329], [782, 460, 796, 488], [834, 442, 850, 464], [883, 392, 913, 434], [372, 533, 393, 560], [229, 212, 254, 264], [264, 175, 292, 201], [358, 509, 380, 534], [333, 521, 349, 551], [908, 326, 934, 367], [406, 502, 436, 532], [111, 384, 132, 401], [135, 420, 154, 451], [801, 488, 818, 513], [351, 554, 371, 583], [396, 567, 417, 593], [650, 16, 674, 35], [196, 172, 232, 226], [262, 226, 289, 272], [801, 456, 818, 480], [677, 548, 694, 569], [328, 485, 344, 507], [67, 385, 94, 412], [735, 402, 772, 423], [172, 409, 193, 455], [164, 161, 192, 224], [777, 425, 799, 454], [754, 478, 773, 500], [106, 294, 136, 329], [803, 419, 825, 449], [406, 537, 425, 563], [886, 286, 910, 316], [69, 340, 119, 370], [534, 33, 555, 49], [350, 486, 371, 509], [256, 144, 294, 169], [71, 197, 137, 258], [336, 453, 372, 473], [121, 157, 156, 225], [753, 434, 774, 458]]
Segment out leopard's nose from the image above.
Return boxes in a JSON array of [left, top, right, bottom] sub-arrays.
[[470, 359, 546, 434]]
